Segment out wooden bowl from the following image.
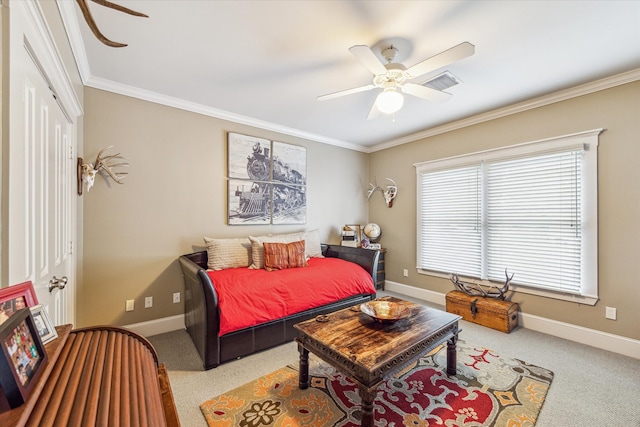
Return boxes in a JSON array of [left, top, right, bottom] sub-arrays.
[[360, 301, 411, 323]]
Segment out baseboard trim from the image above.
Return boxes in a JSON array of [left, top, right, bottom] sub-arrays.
[[385, 280, 640, 360], [123, 284, 640, 359], [385, 281, 448, 306], [123, 314, 185, 338]]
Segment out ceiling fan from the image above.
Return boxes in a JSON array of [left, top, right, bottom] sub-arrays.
[[318, 41, 475, 119]]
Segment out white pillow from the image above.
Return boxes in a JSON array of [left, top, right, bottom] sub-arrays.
[[248, 232, 304, 269], [204, 237, 252, 270], [303, 229, 324, 258]]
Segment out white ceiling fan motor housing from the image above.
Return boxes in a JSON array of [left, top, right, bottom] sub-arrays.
[[374, 63, 408, 89]]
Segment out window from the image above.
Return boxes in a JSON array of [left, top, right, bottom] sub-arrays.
[[415, 130, 601, 304]]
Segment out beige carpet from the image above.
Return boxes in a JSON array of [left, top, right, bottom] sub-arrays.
[[148, 291, 640, 426]]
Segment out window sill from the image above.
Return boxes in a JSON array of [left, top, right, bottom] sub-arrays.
[[417, 269, 598, 306]]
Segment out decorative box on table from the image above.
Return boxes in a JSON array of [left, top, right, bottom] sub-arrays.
[[445, 290, 519, 333]]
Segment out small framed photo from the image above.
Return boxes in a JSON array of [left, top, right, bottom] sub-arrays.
[[0, 281, 39, 325], [29, 305, 58, 345], [0, 308, 48, 411]]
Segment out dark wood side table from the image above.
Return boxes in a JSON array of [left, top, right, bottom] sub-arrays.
[[375, 248, 386, 290], [294, 296, 461, 427]]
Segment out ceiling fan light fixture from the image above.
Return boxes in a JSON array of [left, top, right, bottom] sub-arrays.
[[376, 88, 404, 114]]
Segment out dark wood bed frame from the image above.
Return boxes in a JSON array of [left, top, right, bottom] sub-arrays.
[[179, 244, 379, 370]]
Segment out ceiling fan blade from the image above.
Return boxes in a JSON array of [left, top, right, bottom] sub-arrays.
[[366, 99, 381, 120], [406, 42, 475, 79], [401, 83, 452, 103], [349, 45, 388, 75], [317, 84, 376, 101]]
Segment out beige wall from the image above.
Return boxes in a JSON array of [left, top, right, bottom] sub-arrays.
[[369, 81, 640, 341], [79, 88, 370, 326], [83, 82, 640, 340]]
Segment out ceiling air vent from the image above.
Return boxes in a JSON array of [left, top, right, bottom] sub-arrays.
[[423, 71, 461, 91]]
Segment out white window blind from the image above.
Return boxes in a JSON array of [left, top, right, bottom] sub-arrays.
[[486, 150, 582, 293], [418, 164, 482, 278], [415, 130, 601, 300]]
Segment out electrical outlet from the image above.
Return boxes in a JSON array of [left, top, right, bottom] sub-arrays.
[[145, 296, 153, 308], [173, 292, 181, 303], [605, 306, 617, 320], [403, 269, 409, 277], [125, 299, 134, 312]]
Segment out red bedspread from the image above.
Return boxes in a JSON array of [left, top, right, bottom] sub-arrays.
[[207, 257, 376, 336]]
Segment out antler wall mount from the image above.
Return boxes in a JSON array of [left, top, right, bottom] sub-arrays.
[[76, 0, 148, 48], [77, 146, 130, 195], [367, 177, 398, 208]]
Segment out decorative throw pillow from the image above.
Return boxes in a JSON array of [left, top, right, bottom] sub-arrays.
[[286, 240, 308, 269], [263, 242, 289, 271], [302, 229, 324, 258], [248, 232, 304, 269], [204, 237, 252, 270], [263, 240, 308, 271]]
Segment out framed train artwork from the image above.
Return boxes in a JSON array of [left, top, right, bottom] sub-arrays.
[[227, 133, 306, 225]]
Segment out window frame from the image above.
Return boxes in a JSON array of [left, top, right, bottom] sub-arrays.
[[414, 129, 602, 305]]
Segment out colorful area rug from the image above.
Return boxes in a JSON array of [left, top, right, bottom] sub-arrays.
[[200, 340, 553, 426]]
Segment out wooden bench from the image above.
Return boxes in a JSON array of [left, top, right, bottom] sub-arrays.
[[0, 325, 179, 426]]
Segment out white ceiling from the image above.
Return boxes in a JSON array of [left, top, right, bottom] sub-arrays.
[[59, 1, 640, 152]]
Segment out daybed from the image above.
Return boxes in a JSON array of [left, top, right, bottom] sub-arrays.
[[179, 241, 379, 370]]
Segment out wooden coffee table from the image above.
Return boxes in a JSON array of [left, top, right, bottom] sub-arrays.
[[294, 296, 461, 427]]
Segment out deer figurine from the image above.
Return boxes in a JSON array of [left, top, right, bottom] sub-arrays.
[[81, 146, 129, 192]]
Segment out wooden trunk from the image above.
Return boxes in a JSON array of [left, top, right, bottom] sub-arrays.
[[445, 290, 519, 333]]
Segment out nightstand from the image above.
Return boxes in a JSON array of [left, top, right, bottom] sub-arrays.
[[375, 248, 386, 290]]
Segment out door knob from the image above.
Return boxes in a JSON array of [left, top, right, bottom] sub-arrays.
[[48, 276, 68, 292]]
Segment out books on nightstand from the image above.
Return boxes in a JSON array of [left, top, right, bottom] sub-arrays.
[[341, 225, 360, 247]]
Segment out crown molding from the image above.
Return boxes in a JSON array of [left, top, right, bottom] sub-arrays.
[[370, 68, 640, 152], [56, 0, 91, 84], [86, 67, 639, 155], [84, 76, 370, 153]]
